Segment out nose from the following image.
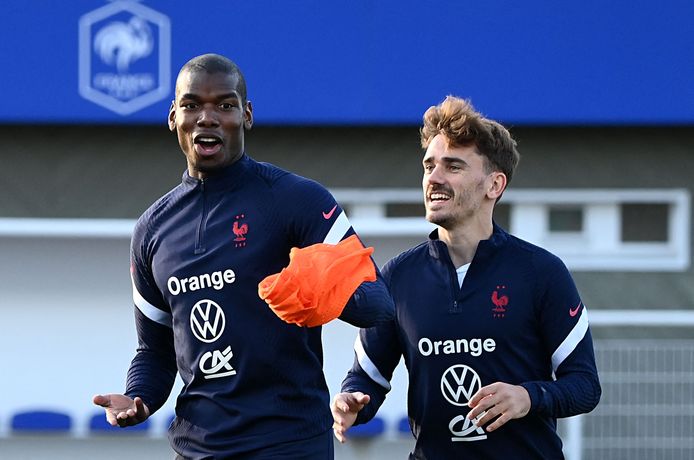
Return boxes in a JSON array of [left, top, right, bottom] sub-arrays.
[[197, 106, 219, 127], [426, 164, 445, 185]]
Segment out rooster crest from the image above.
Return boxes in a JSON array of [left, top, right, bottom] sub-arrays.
[[491, 289, 509, 312], [233, 220, 248, 242], [94, 16, 153, 73]]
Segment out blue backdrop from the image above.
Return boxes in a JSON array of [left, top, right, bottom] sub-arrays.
[[2, 0, 692, 125]]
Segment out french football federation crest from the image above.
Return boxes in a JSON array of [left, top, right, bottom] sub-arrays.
[[233, 214, 248, 247], [491, 285, 509, 318], [78, 1, 171, 115]]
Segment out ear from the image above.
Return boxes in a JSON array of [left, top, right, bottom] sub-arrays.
[[487, 171, 507, 200], [168, 100, 176, 132], [244, 100, 254, 130]]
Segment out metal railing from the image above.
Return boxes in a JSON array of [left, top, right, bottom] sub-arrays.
[[563, 310, 694, 460], [1, 212, 692, 458]]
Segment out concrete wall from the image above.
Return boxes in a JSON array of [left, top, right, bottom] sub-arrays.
[[0, 124, 692, 457], [1, 124, 693, 308], [0, 232, 413, 458]]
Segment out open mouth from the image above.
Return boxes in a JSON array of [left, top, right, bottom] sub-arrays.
[[428, 191, 452, 203], [194, 135, 223, 156]]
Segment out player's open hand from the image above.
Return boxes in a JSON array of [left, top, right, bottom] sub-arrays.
[[466, 382, 530, 432], [331, 391, 370, 443], [92, 393, 150, 427]]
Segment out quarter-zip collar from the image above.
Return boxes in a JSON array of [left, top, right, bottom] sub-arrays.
[[428, 222, 511, 308], [427, 222, 509, 262], [181, 153, 251, 193]]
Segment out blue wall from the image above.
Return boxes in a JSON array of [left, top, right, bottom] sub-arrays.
[[3, 0, 692, 125]]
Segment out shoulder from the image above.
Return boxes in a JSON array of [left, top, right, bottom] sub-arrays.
[[257, 163, 336, 214], [249, 159, 332, 197], [382, 241, 431, 282], [504, 233, 567, 272], [132, 183, 184, 246], [501, 234, 576, 300], [247, 159, 291, 187]]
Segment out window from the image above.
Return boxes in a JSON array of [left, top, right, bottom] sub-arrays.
[[549, 207, 583, 233]]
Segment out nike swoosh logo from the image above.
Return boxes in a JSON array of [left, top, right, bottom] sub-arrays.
[[322, 205, 338, 220], [569, 302, 582, 317]]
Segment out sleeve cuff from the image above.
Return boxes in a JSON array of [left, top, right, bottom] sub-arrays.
[[520, 381, 545, 415]]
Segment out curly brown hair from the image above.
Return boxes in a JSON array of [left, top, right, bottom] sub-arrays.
[[420, 96, 520, 183]]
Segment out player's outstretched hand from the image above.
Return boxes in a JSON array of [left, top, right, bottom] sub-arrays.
[[466, 382, 530, 432], [92, 393, 150, 427], [331, 391, 370, 443]]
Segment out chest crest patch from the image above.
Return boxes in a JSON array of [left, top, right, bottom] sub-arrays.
[[233, 213, 248, 247], [491, 285, 509, 318]]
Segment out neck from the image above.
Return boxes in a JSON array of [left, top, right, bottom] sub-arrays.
[[438, 216, 493, 268], [188, 151, 244, 180]]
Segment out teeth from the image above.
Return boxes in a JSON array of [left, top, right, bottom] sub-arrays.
[[196, 137, 219, 143], [430, 193, 450, 200]]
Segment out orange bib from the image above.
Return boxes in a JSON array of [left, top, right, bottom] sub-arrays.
[[258, 234, 376, 327]]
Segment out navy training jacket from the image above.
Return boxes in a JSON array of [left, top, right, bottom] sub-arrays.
[[343, 224, 601, 459], [126, 154, 394, 458]]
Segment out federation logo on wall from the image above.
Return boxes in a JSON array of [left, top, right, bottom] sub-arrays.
[[78, 0, 171, 115]]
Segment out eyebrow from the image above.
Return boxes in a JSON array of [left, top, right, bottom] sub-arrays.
[[423, 156, 468, 166], [179, 92, 240, 102]]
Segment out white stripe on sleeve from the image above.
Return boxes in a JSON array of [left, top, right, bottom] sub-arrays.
[[322, 211, 351, 245], [551, 307, 589, 373], [354, 335, 391, 391], [132, 278, 172, 328]]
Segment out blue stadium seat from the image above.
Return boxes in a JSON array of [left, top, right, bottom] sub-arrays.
[[397, 415, 412, 435], [11, 410, 72, 433], [349, 416, 385, 438], [89, 412, 150, 433]]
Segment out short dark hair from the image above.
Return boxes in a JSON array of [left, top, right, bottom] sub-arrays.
[[420, 96, 520, 183], [177, 53, 248, 103]]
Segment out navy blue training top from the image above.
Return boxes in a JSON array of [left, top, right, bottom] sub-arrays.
[[125, 154, 394, 458], [342, 224, 601, 460]]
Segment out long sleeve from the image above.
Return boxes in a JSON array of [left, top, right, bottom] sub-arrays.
[[339, 268, 395, 328], [268, 177, 395, 328], [341, 319, 403, 425], [521, 325, 601, 417], [340, 259, 401, 424], [124, 218, 178, 414], [521, 255, 602, 418], [124, 308, 178, 414]]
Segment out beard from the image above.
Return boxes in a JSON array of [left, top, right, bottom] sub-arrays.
[[425, 181, 485, 230], [426, 209, 457, 229]]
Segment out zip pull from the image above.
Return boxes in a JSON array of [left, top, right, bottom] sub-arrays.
[[195, 178, 208, 254]]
